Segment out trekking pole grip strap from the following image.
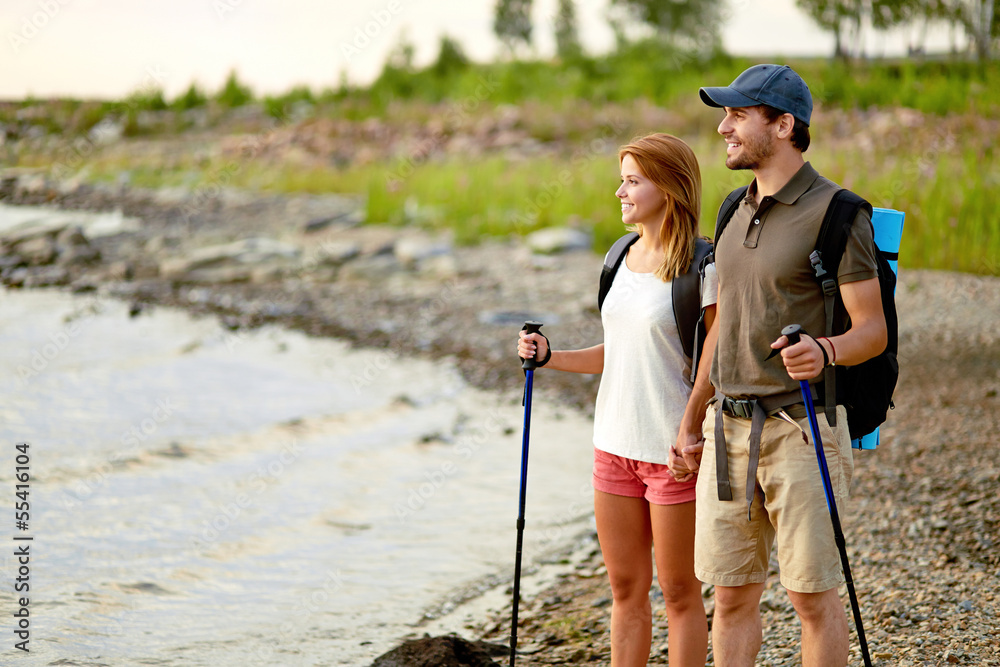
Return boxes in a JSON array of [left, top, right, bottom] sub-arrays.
[[520, 321, 546, 371]]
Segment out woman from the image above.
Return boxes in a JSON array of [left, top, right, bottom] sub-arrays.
[[517, 133, 715, 666]]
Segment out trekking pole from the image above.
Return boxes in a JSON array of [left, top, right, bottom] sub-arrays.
[[510, 320, 543, 666], [780, 324, 873, 667]]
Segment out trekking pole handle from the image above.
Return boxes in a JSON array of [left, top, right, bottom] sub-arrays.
[[521, 321, 544, 371], [782, 323, 805, 346]]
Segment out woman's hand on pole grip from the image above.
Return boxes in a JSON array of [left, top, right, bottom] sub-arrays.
[[518, 330, 549, 362]]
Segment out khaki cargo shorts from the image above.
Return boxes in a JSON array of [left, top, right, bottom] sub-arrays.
[[694, 403, 853, 593]]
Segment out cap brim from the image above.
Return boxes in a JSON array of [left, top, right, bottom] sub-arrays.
[[699, 86, 759, 109]]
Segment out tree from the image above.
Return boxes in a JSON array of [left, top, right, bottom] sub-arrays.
[[608, 0, 725, 47], [555, 0, 583, 59], [386, 32, 417, 70], [493, 0, 534, 53], [372, 33, 419, 100], [930, 0, 969, 51], [962, 0, 996, 60], [870, 0, 943, 54], [215, 70, 253, 108], [126, 87, 167, 112], [801, 0, 998, 60], [796, 0, 864, 59], [871, 0, 915, 32], [431, 35, 470, 78], [173, 83, 207, 111]]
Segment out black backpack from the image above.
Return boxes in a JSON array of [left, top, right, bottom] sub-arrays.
[[598, 233, 713, 382], [713, 186, 899, 440]]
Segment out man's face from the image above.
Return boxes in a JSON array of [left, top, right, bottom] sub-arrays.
[[717, 106, 775, 171]]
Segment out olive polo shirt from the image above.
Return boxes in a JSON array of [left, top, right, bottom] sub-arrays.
[[710, 162, 879, 399]]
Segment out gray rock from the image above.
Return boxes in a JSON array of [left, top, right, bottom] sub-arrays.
[[88, 118, 125, 145], [525, 227, 592, 254], [15, 236, 58, 265], [17, 174, 49, 195], [250, 263, 287, 284], [104, 261, 135, 282], [310, 240, 361, 267], [144, 235, 181, 254], [0, 174, 17, 198], [394, 237, 452, 267], [177, 266, 253, 284], [417, 254, 459, 279], [55, 225, 89, 247], [56, 177, 86, 196], [151, 187, 194, 207], [0, 254, 24, 271], [22, 265, 71, 288], [131, 260, 160, 279], [0, 206, 140, 241], [338, 255, 402, 282], [303, 210, 364, 232], [370, 635, 504, 667], [0, 219, 69, 246], [161, 237, 300, 279], [3, 267, 29, 287], [69, 277, 99, 293], [57, 244, 101, 266]]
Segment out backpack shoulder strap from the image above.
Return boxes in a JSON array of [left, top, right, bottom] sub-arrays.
[[598, 232, 639, 310], [714, 185, 749, 245], [813, 188, 873, 292], [811, 188, 872, 426], [673, 237, 713, 361]]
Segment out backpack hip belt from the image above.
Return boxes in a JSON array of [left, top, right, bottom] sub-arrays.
[[713, 386, 818, 517]]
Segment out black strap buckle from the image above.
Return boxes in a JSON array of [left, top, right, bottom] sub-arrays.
[[723, 397, 756, 419]]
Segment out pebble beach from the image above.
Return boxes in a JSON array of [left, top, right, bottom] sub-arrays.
[[1, 172, 998, 666]]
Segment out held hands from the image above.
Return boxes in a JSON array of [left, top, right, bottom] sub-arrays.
[[518, 330, 549, 362], [771, 333, 826, 381], [668, 429, 703, 482]]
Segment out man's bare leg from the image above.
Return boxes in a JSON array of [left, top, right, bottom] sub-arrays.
[[711, 583, 765, 667], [787, 588, 849, 667]]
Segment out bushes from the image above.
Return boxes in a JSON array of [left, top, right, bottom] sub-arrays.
[[786, 58, 1000, 116], [173, 83, 208, 111], [215, 70, 253, 108]]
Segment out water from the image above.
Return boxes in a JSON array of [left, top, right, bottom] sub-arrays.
[[0, 288, 596, 665]]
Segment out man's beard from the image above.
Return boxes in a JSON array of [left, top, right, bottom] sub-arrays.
[[726, 130, 775, 171]]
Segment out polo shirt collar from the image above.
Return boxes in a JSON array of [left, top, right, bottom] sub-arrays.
[[745, 162, 820, 206]]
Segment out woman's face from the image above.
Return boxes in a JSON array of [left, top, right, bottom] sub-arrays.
[[616, 153, 667, 227]]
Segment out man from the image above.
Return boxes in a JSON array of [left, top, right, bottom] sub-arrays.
[[669, 64, 887, 666]]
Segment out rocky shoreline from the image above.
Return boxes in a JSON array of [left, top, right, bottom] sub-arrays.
[[2, 174, 998, 666]]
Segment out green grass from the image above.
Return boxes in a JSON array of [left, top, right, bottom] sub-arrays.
[[354, 46, 1000, 118], [61, 124, 998, 275]]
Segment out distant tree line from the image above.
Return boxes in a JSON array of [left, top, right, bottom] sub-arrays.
[[797, 0, 998, 60], [492, 0, 997, 61], [493, 0, 724, 57]]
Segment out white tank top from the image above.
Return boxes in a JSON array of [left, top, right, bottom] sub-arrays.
[[593, 258, 718, 464]]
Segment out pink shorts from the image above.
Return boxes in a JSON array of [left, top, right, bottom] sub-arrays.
[[592, 447, 697, 506]]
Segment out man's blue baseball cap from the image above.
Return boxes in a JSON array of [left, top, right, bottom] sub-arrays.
[[700, 64, 813, 126]]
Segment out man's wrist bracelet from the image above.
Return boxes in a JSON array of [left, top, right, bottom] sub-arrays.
[[818, 337, 836, 366]]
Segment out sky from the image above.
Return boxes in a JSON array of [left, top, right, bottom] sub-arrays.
[[0, 0, 954, 100]]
